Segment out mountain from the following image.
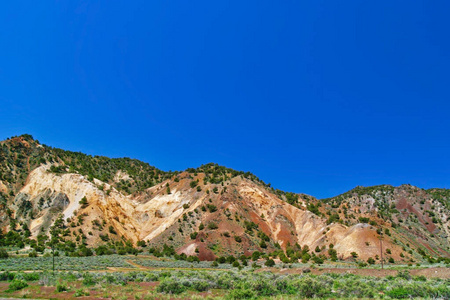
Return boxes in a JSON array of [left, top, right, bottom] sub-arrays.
[[0, 134, 449, 263]]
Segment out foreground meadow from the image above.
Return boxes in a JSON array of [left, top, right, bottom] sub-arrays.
[[0, 255, 449, 299]]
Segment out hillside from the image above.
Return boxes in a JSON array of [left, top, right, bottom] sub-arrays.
[[0, 134, 449, 265]]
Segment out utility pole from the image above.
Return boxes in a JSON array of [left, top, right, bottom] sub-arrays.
[[379, 231, 384, 270], [52, 242, 55, 272]]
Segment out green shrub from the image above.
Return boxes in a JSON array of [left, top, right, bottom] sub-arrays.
[[191, 280, 210, 292], [56, 283, 68, 292], [335, 280, 375, 298], [157, 278, 187, 294], [289, 277, 329, 298], [227, 287, 256, 299], [82, 273, 96, 286], [396, 270, 411, 280], [207, 204, 217, 212], [414, 275, 426, 282], [265, 259, 275, 267], [208, 223, 218, 230], [386, 287, 414, 299], [79, 196, 88, 208], [312, 256, 324, 264], [0, 248, 8, 259], [23, 272, 40, 281], [7, 279, 28, 292], [0, 271, 15, 281], [108, 226, 117, 235], [74, 289, 90, 297], [358, 262, 368, 268]]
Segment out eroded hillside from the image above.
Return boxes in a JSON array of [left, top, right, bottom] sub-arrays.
[[0, 135, 449, 264]]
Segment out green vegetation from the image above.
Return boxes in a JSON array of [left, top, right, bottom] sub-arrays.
[[208, 223, 219, 230], [6, 279, 28, 292], [0, 268, 448, 299], [0, 248, 8, 259], [427, 188, 450, 210], [0, 135, 177, 197]]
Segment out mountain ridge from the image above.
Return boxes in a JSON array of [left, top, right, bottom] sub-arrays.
[[0, 134, 449, 264]]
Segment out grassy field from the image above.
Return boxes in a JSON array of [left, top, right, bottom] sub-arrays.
[[0, 255, 448, 299]]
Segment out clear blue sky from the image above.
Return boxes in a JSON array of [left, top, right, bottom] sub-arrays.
[[1, 1, 449, 198]]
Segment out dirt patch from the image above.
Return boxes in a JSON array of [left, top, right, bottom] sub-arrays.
[[137, 281, 158, 288], [396, 196, 436, 233], [125, 259, 150, 270]]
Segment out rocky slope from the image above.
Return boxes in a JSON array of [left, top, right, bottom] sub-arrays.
[[0, 135, 449, 263]]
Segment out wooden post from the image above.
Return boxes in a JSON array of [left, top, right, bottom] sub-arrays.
[[52, 243, 55, 272], [379, 232, 384, 270]]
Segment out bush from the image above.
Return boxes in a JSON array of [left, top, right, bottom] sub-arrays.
[[137, 240, 146, 247], [265, 259, 275, 267], [358, 262, 368, 268], [192, 280, 210, 292], [312, 256, 324, 264], [228, 287, 256, 299], [358, 217, 370, 223], [335, 279, 375, 298], [7, 279, 28, 292], [108, 226, 117, 235], [157, 278, 187, 294], [396, 270, 411, 280], [290, 277, 329, 298], [82, 273, 96, 286], [207, 204, 217, 212], [414, 275, 426, 282], [208, 223, 218, 230], [386, 287, 413, 299], [23, 272, 40, 281], [74, 289, 90, 297], [79, 196, 88, 208], [0, 248, 8, 259], [0, 271, 15, 281], [56, 283, 68, 292]]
